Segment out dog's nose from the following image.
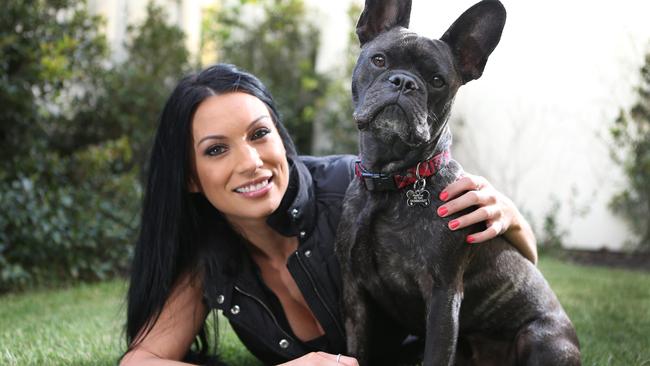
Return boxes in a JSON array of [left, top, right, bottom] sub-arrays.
[[388, 74, 419, 93]]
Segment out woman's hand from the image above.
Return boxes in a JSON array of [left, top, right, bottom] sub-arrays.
[[436, 173, 538, 264], [279, 352, 358, 366]]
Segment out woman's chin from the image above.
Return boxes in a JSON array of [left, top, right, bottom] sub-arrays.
[[225, 198, 283, 223]]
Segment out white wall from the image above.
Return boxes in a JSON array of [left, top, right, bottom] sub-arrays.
[[425, 0, 648, 250]]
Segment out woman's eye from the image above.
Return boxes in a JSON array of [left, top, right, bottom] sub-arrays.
[[371, 54, 386, 68], [205, 145, 227, 156], [432, 76, 446, 88], [252, 127, 271, 140]]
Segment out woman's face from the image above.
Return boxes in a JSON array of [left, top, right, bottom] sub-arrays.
[[191, 92, 290, 225]]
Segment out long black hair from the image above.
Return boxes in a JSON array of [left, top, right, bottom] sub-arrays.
[[125, 64, 297, 362]]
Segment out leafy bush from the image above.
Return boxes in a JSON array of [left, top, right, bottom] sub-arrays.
[[0, 139, 140, 290], [311, 3, 361, 156], [609, 50, 650, 251], [0, 1, 189, 292], [538, 198, 568, 255], [202, 0, 358, 154]]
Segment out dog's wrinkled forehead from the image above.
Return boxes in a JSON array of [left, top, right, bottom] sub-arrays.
[[362, 28, 459, 87], [355, 0, 507, 85]]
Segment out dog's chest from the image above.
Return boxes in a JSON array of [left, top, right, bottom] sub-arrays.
[[347, 181, 468, 329], [368, 194, 462, 275]]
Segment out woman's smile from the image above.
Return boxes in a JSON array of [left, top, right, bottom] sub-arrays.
[[233, 175, 273, 197]]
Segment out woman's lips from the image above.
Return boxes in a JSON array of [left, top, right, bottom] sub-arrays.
[[234, 176, 274, 198]]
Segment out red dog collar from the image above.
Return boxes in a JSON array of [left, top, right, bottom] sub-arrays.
[[355, 150, 451, 191]]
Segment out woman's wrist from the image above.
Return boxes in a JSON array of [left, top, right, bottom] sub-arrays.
[[505, 212, 538, 265]]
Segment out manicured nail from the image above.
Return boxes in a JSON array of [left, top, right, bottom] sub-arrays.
[[437, 206, 448, 217], [439, 191, 449, 201], [449, 220, 459, 230], [466, 235, 475, 243]]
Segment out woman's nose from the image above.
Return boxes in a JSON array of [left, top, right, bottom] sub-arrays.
[[235, 144, 263, 173]]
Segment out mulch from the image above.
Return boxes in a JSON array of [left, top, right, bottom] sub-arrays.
[[557, 248, 650, 272]]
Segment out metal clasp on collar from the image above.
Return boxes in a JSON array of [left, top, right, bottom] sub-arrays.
[[361, 171, 397, 191]]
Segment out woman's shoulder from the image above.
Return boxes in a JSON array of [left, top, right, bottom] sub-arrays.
[[298, 154, 356, 196]]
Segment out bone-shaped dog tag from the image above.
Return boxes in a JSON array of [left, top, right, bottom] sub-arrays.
[[406, 186, 431, 207], [405, 169, 431, 207]]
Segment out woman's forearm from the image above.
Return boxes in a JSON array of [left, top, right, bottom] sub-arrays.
[[504, 211, 538, 265]]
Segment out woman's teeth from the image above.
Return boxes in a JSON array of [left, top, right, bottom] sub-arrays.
[[235, 179, 269, 193]]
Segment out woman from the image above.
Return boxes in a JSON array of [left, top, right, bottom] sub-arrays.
[[120, 64, 537, 366]]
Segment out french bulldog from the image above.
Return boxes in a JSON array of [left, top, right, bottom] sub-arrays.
[[335, 1, 581, 365]]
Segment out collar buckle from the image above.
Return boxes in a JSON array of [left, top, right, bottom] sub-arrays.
[[361, 173, 397, 191]]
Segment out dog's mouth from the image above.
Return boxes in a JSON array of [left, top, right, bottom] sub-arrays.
[[374, 104, 407, 125], [354, 103, 405, 130], [355, 103, 431, 147]]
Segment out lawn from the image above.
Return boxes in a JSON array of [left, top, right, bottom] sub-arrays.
[[1, 257, 648, 365]]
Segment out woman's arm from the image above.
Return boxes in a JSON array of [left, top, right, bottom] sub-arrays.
[[120, 274, 208, 366], [120, 272, 357, 366], [436, 173, 538, 265]]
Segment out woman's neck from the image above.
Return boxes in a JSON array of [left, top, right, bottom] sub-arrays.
[[227, 217, 298, 265]]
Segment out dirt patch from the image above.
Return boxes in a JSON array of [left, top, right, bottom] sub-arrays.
[[557, 248, 650, 272]]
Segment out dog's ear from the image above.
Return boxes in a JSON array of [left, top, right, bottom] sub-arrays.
[[441, 0, 506, 84], [356, 0, 412, 46]]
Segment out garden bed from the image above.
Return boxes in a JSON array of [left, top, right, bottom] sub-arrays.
[[560, 248, 650, 272]]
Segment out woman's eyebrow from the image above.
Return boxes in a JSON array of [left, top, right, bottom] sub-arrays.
[[197, 134, 225, 147], [196, 115, 271, 147], [246, 115, 272, 131]]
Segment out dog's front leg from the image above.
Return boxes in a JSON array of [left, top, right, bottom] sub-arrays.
[[341, 280, 372, 365], [423, 286, 463, 366]]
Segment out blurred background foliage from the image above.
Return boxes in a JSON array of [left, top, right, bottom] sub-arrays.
[[202, 0, 325, 153], [0, 0, 357, 292], [609, 53, 650, 251], [201, 0, 358, 154], [0, 0, 190, 292]]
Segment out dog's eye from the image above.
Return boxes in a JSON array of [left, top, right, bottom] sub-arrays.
[[371, 54, 386, 68], [432, 76, 445, 88]]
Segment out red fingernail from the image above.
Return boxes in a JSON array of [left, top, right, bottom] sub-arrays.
[[466, 235, 475, 243], [439, 191, 449, 201], [437, 206, 448, 217], [449, 220, 459, 230]]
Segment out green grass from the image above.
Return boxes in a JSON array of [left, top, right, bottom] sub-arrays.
[[538, 256, 650, 366], [1, 258, 648, 365], [0, 280, 126, 365], [0, 280, 260, 366]]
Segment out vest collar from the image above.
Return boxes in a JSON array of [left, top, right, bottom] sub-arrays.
[[266, 156, 316, 237]]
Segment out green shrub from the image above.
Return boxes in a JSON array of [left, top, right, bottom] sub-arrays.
[[203, 0, 357, 154], [0, 139, 140, 291], [609, 50, 650, 251], [0, 1, 189, 292]]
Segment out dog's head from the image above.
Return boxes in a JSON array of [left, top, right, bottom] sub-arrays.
[[352, 0, 506, 172]]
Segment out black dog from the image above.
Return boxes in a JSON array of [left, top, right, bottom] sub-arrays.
[[335, 1, 581, 365]]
